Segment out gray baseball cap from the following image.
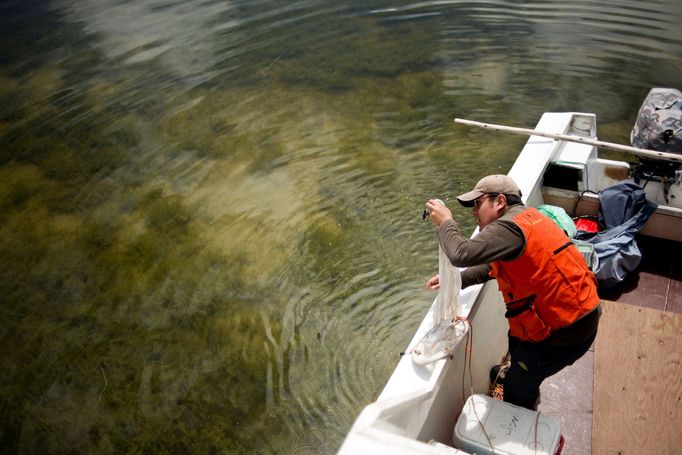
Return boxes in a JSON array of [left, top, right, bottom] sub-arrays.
[[456, 174, 522, 207]]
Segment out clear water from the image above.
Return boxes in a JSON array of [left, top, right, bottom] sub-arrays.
[[1, 0, 680, 452]]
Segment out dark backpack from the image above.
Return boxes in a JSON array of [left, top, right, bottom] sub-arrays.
[[585, 182, 658, 289]]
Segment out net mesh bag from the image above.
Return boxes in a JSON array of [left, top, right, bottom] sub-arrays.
[[411, 244, 466, 365]]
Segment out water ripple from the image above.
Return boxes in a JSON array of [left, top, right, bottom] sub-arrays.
[[3, 0, 681, 453]]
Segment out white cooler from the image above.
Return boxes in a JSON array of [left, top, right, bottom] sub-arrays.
[[453, 394, 563, 455]]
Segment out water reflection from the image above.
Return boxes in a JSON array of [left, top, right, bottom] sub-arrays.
[[1, 0, 681, 453]]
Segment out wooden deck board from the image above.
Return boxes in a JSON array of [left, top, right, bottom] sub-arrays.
[[593, 300, 682, 454]]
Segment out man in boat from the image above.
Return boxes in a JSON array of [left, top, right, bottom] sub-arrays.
[[424, 174, 601, 410]]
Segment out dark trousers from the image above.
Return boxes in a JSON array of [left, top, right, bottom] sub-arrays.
[[503, 330, 597, 410]]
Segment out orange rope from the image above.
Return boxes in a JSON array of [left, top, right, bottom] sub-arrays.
[[451, 322, 547, 455], [452, 316, 496, 454]]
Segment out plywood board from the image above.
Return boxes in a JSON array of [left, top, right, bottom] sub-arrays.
[[593, 301, 682, 454]]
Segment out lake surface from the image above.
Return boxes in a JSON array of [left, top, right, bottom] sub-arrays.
[[1, 0, 680, 452]]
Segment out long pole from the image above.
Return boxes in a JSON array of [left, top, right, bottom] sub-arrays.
[[454, 118, 682, 164]]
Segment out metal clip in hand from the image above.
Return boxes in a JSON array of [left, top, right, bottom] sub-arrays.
[[422, 199, 445, 221]]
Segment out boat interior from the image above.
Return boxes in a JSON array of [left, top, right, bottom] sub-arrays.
[[537, 233, 682, 454], [458, 111, 682, 452], [526, 114, 682, 453], [483, 112, 682, 453]]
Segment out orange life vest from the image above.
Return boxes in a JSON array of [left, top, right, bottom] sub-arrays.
[[489, 208, 600, 342]]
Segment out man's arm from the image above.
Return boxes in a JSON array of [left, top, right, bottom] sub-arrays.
[[435, 217, 525, 267], [461, 264, 492, 288]]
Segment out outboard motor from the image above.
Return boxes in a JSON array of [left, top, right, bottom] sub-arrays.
[[630, 87, 682, 203]]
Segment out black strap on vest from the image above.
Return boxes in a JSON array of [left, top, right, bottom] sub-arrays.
[[505, 294, 536, 318]]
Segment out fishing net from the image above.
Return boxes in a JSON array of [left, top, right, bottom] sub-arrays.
[[411, 243, 466, 365]]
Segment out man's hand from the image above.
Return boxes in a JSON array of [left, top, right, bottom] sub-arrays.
[[426, 274, 440, 290], [425, 199, 452, 226]]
